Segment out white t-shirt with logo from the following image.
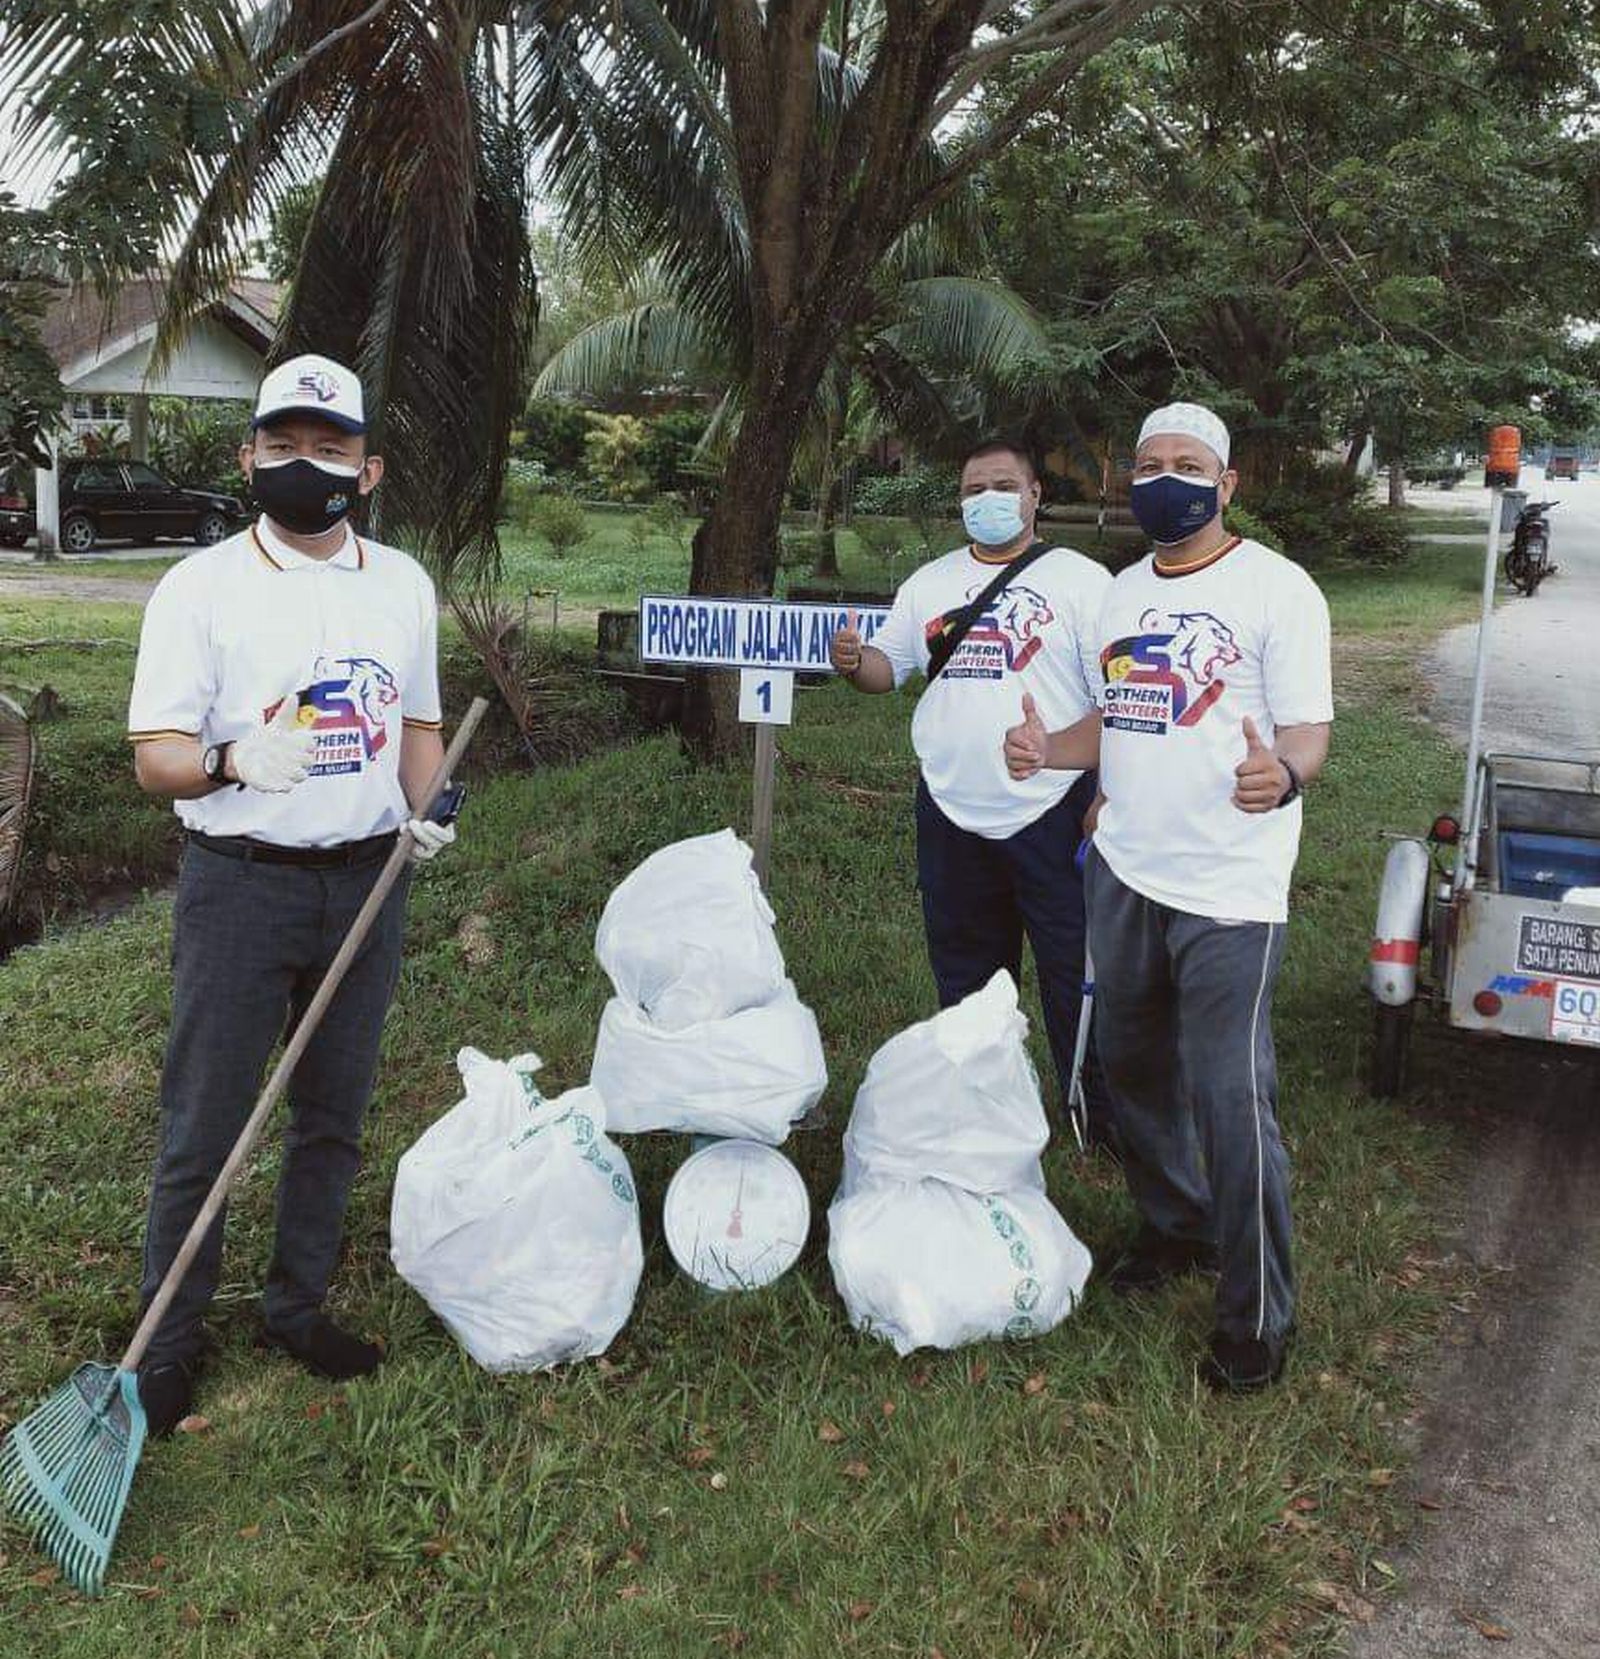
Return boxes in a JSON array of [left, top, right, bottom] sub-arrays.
[[872, 543, 1111, 839], [128, 519, 443, 848], [1092, 537, 1332, 923]]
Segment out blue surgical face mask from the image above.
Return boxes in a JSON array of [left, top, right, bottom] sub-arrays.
[[1130, 472, 1221, 545], [962, 488, 1027, 548]]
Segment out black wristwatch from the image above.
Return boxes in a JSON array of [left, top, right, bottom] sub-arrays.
[[1274, 757, 1302, 809], [202, 741, 233, 786]]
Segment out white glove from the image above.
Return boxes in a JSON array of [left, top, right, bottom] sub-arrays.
[[231, 696, 317, 792], [407, 817, 457, 863]]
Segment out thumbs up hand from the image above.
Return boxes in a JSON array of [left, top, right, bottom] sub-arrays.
[[231, 692, 317, 792], [1004, 693, 1049, 780], [830, 608, 864, 676], [1232, 715, 1289, 813]]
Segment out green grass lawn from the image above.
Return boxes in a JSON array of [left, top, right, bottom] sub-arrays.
[[0, 544, 1479, 1656]]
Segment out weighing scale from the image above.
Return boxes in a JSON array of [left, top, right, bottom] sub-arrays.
[[663, 1139, 810, 1292]]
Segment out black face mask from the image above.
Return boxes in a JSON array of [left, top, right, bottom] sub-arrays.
[[250, 457, 362, 536]]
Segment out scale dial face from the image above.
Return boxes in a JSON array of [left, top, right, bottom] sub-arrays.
[[663, 1140, 810, 1292]]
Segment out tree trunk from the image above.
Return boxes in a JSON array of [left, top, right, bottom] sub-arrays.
[[811, 471, 841, 579], [1388, 460, 1406, 509], [681, 395, 808, 760]]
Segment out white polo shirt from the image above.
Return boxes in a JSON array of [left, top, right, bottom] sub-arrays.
[[128, 519, 443, 848]]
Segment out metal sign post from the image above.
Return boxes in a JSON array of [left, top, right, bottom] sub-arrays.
[[639, 594, 891, 887]]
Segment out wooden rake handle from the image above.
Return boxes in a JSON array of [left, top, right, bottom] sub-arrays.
[[119, 697, 490, 1373]]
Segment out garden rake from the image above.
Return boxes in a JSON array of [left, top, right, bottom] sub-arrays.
[[0, 698, 487, 1595]]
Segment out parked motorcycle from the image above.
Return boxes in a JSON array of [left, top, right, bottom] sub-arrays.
[[1503, 498, 1557, 596]]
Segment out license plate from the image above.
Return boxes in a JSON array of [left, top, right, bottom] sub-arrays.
[[1551, 978, 1600, 1046]]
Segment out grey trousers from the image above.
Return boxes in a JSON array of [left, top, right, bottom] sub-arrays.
[[1084, 848, 1294, 1342], [139, 842, 409, 1367]]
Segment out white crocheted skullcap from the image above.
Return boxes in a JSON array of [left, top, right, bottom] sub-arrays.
[[1137, 401, 1230, 468]]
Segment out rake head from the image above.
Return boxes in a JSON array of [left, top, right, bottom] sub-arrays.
[[1, 1363, 146, 1596]]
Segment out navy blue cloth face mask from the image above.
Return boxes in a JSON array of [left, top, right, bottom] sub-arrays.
[[1130, 472, 1222, 545]]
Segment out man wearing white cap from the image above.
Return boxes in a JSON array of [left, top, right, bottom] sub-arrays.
[[125, 353, 457, 1431], [1002, 401, 1332, 1390]]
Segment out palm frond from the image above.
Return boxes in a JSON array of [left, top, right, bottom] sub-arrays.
[[883, 277, 1053, 387], [531, 302, 723, 399], [0, 693, 36, 923]]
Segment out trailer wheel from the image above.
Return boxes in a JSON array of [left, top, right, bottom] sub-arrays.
[[1370, 1000, 1413, 1098]]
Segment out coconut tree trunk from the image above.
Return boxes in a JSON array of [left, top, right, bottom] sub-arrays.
[[682, 388, 812, 759]]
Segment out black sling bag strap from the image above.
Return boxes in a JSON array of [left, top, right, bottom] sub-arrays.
[[925, 538, 1056, 683]]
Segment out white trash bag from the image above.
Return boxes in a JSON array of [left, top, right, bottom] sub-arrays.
[[828, 1176, 1092, 1356], [390, 1048, 643, 1373], [841, 971, 1047, 1195], [596, 829, 787, 1029], [592, 981, 826, 1142]]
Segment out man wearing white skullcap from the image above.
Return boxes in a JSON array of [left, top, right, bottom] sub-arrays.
[[1000, 399, 1333, 1391]]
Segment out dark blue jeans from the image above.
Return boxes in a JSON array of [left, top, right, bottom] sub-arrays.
[[914, 774, 1105, 1122], [139, 843, 409, 1367]]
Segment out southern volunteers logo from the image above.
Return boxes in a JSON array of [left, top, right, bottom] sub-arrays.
[[296, 368, 340, 404], [925, 581, 1055, 680], [1101, 607, 1241, 734], [267, 655, 400, 777]]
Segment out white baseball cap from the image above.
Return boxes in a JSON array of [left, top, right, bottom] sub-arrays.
[[1137, 401, 1230, 468], [252, 352, 366, 434]]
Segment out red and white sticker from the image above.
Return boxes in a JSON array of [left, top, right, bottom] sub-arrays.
[[1551, 979, 1600, 1046]]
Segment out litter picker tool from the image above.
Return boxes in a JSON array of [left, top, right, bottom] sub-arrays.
[[0, 697, 489, 1595], [1065, 836, 1095, 1151]]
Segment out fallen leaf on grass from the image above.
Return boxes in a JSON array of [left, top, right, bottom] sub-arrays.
[[1417, 1495, 1445, 1511], [716, 1630, 748, 1651], [1459, 1614, 1511, 1641], [1304, 1580, 1376, 1621], [305, 1402, 324, 1422], [1367, 1468, 1396, 1487], [908, 1368, 931, 1390], [236, 1524, 261, 1541], [818, 1420, 845, 1444], [180, 1605, 202, 1628], [1288, 1495, 1319, 1513], [177, 1414, 211, 1435], [880, 1398, 897, 1419], [846, 1600, 874, 1622], [1022, 1372, 1047, 1397], [617, 1584, 646, 1602], [709, 1472, 729, 1491], [133, 1584, 164, 1601], [684, 1446, 715, 1468], [968, 1358, 990, 1385], [27, 1567, 59, 1588], [420, 1537, 451, 1559], [148, 1554, 170, 1571], [842, 1461, 870, 1481]]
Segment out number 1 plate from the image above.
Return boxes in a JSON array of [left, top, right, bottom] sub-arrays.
[[738, 668, 795, 726], [1552, 978, 1600, 1046]]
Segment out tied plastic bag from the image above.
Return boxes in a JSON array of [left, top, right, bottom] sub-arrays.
[[592, 981, 826, 1142], [841, 971, 1047, 1195], [390, 1048, 643, 1372], [596, 829, 787, 1029], [828, 1176, 1092, 1356]]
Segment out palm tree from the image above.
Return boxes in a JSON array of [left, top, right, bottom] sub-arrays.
[[533, 253, 1053, 576], [8, 0, 1160, 755]]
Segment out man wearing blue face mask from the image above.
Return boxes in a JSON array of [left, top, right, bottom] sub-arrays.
[[830, 437, 1112, 1136], [1003, 401, 1333, 1391], [123, 352, 456, 1434]]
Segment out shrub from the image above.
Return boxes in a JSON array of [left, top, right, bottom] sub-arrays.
[[151, 398, 252, 492], [527, 493, 592, 558], [1250, 460, 1410, 567], [646, 494, 691, 551], [500, 457, 551, 525], [852, 517, 907, 560], [1223, 503, 1283, 550], [516, 398, 590, 470], [853, 464, 959, 520], [639, 410, 710, 494], [583, 413, 652, 501]]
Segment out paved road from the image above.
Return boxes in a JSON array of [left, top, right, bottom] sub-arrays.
[[1428, 473, 1600, 759], [1346, 478, 1600, 1657]]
